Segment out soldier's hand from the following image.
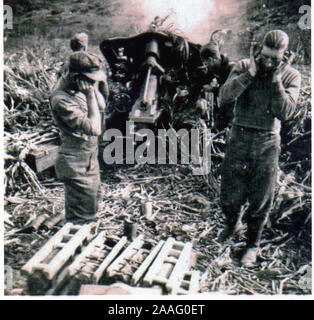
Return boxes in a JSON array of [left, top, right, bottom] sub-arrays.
[[94, 88, 106, 112], [248, 45, 258, 78], [77, 79, 94, 96], [196, 98, 208, 117], [272, 63, 285, 83], [203, 78, 219, 92], [203, 84, 212, 92]]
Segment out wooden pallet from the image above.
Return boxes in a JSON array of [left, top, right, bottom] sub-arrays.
[[170, 270, 200, 295], [67, 232, 127, 284], [22, 223, 91, 295], [143, 237, 193, 294], [23, 228, 199, 295], [106, 235, 164, 285]]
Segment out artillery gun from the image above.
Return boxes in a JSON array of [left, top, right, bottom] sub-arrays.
[[100, 31, 204, 134]]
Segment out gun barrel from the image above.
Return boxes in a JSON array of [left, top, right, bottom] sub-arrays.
[[143, 65, 152, 104]]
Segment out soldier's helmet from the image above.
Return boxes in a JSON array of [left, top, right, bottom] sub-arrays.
[[69, 51, 107, 82]]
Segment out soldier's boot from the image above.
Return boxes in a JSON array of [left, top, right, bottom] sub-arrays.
[[218, 217, 238, 244], [67, 213, 98, 225], [233, 220, 246, 238], [241, 217, 265, 267], [241, 246, 259, 267]]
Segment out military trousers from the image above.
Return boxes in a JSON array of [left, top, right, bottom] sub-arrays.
[[55, 142, 101, 221], [220, 125, 280, 247]]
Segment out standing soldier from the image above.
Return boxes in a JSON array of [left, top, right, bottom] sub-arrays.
[[218, 30, 301, 266], [50, 52, 107, 223]]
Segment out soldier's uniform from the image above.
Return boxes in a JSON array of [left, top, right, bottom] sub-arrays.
[[50, 52, 106, 222], [50, 91, 101, 221], [219, 30, 301, 265]]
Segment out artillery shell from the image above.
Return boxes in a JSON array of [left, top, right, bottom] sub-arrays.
[[30, 213, 50, 230], [142, 201, 153, 220], [123, 219, 137, 241], [43, 212, 64, 229]]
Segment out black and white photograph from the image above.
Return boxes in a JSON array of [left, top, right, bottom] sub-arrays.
[[2, 0, 312, 298]]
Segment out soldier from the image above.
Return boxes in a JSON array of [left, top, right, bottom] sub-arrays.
[[71, 32, 110, 106], [193, 30, 235, 130], [218, 30, 301, 266], [50, 52, 107, 222], [55, 33, 89, 81], [55, 32, 110, 106], [70, 32, 89, 52], [54, 33, 109, 132]]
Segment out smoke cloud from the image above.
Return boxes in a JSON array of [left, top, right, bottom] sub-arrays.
[[119, 0, 246, 45]]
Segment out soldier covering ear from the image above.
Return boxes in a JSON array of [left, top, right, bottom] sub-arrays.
[[218, 30, 301, 266]]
